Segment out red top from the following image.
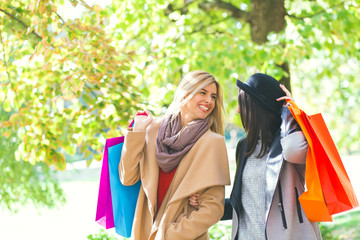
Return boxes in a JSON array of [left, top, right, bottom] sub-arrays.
[[157, 167, 177, 210]]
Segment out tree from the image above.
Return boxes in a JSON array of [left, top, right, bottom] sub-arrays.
[[0, 0, 142, 169], [0, 0, 142, 210], [108, 0, 360, 152], [1, 0, 359, 210], [0, 106, 65, 211]]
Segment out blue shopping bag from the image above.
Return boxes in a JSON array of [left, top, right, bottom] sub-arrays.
[[108, 142, 141, 238]]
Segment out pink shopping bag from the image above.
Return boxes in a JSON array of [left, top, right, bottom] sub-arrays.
[[95, 137, 124, 229]]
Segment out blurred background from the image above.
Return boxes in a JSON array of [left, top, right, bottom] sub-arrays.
[[1, 0, 359, 239]]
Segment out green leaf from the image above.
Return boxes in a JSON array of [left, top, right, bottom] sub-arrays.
[[3, 101, 12, 112]]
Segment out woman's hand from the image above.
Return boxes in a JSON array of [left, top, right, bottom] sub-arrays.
[[133, 109, 153, 131], [277, 84, 294, 104], [189, 193, 199, 207]]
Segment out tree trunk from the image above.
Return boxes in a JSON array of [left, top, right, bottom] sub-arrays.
[[250, 0, 291, 92], [179, 0, 292, 91], [249, 0, 285, 44], [278, 62, 291, 93]]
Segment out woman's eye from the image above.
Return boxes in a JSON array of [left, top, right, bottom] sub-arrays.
[[212, 96, 216, 100], [200, 91, 206, 95]]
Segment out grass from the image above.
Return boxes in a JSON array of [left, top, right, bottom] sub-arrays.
[[208, 210, 360, 240], [320, 209, 360, 240], [88, 210, 360, 240]]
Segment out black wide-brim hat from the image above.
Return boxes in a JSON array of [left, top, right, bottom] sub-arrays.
[[236, 73, 286, 115]]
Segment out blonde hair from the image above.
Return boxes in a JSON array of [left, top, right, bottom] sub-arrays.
[[166, 70, 225, 135]]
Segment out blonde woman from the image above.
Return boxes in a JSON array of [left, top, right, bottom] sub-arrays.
[[119, 70, 231, 239]]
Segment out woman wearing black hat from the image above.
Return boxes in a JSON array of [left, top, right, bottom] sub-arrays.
[[190, 73, 322, 239]]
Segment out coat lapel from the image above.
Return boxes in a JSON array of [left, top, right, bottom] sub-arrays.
[[167, 131, 230, 206], [141, 118, 161, 220], [264, 132, 283, 220]]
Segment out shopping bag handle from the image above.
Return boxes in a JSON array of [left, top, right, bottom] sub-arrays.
[[285, 99, 301, 111], [129, 112, 148, 128]]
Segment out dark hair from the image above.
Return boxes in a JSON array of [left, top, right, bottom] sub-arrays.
[[238, 90, 282, 158]]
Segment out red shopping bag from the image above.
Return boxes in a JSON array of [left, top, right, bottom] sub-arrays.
[[286, 100, 358, 222]]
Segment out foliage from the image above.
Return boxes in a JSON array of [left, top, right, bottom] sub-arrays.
[[87, 229, 120, 240], [1, 0, 360, 210], [0, 0, 142, 173], [209, 221, 232, 240], [0, 105, 65, 211], [320, 223, 336, 240], [319, 210, 360, 240], [107, 0, 360, 152], [2, 0, 359, 171], [288, 1, 360, 153], [0, 0, 142, 211]]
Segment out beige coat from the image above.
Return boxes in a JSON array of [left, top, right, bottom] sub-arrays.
[[119, 118, 230, 240]]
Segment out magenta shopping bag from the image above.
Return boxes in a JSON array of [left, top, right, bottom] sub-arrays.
[[95, 137, 124, 229]]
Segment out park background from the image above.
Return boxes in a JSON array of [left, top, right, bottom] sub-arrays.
[[1, 0, 359, 239]]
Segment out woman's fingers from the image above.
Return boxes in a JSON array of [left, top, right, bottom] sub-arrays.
[[133, 109, 153, 131], [277, 96, 291, 101], [188, 193, 199, 206], [144, 109, 152, 116], [279, 84, 291, 97], [277, 84, 293, 102]]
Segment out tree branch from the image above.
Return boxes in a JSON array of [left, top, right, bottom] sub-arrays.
[[198, 0, 250, 22], [0, 8, 42, 40], [187, 15, 232, 35], [84, 82, 98, 99], [164, 0, 249, 40], [79, 0, 92, 9], [53, 11, 65, 24], [165, 0, 200, 15]]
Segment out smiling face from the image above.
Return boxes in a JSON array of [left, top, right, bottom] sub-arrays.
[[180, 82, 217, 126]]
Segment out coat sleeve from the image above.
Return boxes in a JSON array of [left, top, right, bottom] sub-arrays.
[[280, 106, 308, 164], [118, 130, 146, 186], [165, 185, 225, 239]]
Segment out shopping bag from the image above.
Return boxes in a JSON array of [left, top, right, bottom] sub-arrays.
[[286, 100, 359, 222], [95, 113, 147, 237], [305, 112, 358, 215], [287, 102, 332, 221], [95, 137, 124, 229], [108, 141, 141, 237]]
